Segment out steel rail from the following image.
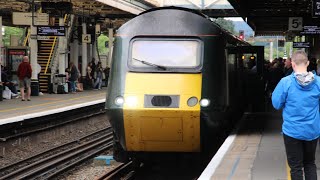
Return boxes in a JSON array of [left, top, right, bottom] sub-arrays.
[[0, 126, 111, 176], [97, 161, 134, 180], [0, 131, 113, 180]]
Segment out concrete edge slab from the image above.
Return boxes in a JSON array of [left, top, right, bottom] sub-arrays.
[[0, 99, 106, 126], [198, 114, 247, 180]]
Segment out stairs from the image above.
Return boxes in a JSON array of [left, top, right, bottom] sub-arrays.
[[38, 37, 57, 93]]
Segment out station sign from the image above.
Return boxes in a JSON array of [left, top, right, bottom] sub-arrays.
[[82, 34, 91, 43], [12, 12, 49, 26], [288, 17, 303, 31], [293, 42, 311, 48], [96, 24, 101, 35], [300, 26, 320, 35], [37, 36, 51, 40], [313, 0, 320, 16], [37, 26, 66, 36]]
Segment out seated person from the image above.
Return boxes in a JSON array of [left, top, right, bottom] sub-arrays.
[[1, 66, 18, 94]]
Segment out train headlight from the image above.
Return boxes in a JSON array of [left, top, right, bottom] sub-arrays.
[[187, 97, 198, 107], [126, 96, 138, 107], [115, 96, 124, 106], [200, 99, 210, 107]]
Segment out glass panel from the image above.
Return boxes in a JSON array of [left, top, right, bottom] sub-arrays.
[[131, 40, 201, 68]]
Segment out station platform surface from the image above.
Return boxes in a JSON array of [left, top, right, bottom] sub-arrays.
[[0, 88, 106, 125], [199, 111, 320, 180]]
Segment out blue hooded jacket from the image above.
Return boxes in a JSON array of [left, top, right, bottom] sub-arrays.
[[272, 72, 320, 141]]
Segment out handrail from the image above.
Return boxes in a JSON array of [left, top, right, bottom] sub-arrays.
[[44, 37, 57, 74], [23, 29, 30, 46], [44, 14, 68, 74]]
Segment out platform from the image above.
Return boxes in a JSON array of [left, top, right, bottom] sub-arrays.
[[199, 112, 320, 180], [0, 88, 106, 125]]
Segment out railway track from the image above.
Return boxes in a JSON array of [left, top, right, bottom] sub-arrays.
[[97, 161, 135, 180], [0, 126, 113, 180]]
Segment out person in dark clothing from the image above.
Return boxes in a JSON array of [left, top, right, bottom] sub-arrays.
[[1, 66, 18, 94], [91, 58, 96, 80], [268, 62, 283, 92], [17, 56, 32, 101], [104, 67, 110, 86], [284, 58, 293, 76], [94, 63, 103, 90], [69, 62, 78, 93], [308, 58, 317, 72]]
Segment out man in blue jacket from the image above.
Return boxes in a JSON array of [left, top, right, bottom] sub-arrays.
[[272, 50, 320, 180]]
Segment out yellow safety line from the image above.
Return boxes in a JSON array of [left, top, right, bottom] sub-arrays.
[[0, 93, 105, 113], [286, 161, 291, 180]]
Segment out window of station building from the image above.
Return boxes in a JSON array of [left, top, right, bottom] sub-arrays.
[[130, 39, 202, 70]]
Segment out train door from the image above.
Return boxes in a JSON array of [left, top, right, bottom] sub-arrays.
[[226, 46, 265, 112]]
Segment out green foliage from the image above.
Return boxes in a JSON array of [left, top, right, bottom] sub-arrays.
[[212, 18, 235, 34], [3, 26, 24, 46], [97, 34, 109, 55]]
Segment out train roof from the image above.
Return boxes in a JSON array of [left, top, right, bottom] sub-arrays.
[[117, 6, 250, 46]]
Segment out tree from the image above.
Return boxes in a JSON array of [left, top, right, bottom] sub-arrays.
[[3, 27, 24, 46], [212, 18, 235, 34], [97, 34, 109, 55]]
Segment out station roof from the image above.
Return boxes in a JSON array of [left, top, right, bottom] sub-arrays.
[[0, 0, 157, 26], [227, 0, 316, 36]]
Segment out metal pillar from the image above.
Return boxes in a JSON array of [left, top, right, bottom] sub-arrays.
[[73, 39, 79, 68], [0, 16, 2, 101], [58, 18, 65, 75], [92, 37, 98, 61], [108, 28, 114, 67], [82, 23, 87, 78], [30, 25, 39, 96], [270, 42, 273, 61], [89, 44, 93, 62]]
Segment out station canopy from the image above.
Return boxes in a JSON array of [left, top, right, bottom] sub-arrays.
[[0, 0, 157, 26], [1, 0, 315, 36], [227, 0, 317, 36]]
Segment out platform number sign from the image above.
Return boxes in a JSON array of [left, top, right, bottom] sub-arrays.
[[289, 17, 303, 31], [82, 34, 91, 43], [313, 0, 320, 16]]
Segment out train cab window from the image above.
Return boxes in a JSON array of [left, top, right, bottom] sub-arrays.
[[129, 39, 202, 72]]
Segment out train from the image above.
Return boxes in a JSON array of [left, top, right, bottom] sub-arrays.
[[105, 7, 261, 163]]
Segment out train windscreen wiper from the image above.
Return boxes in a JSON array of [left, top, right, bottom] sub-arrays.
[[132, 58, 167, 70]]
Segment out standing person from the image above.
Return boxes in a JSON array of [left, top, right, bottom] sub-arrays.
[[86, 62, 93, 88], [91, 58, 96, 80], [94, 63, 103, 90], [69, 62, 78, 93], [17, 56, 32, 101], [283, 58, 293, 76], [272, 50, 320, 180]]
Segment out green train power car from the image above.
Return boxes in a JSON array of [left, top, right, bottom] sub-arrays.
[[106, 7, 251, 162]]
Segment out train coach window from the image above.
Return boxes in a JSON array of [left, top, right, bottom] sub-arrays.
[[130, 39, 202, 70]]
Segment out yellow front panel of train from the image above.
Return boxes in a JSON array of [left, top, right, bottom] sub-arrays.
[[123, 73, 201, 152]]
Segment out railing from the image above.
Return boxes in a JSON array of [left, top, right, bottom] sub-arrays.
[[44, 37, 57, 74], [44, 14, 68, 75], [23, 29, 30, 46]]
